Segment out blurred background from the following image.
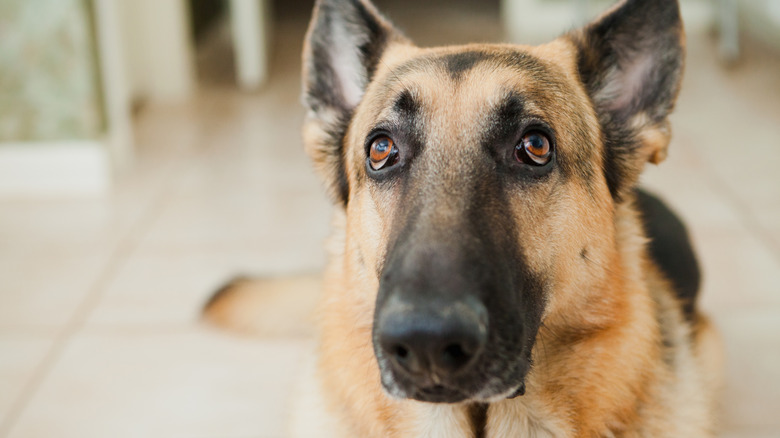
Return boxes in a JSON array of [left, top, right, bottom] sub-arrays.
[[0, 0, 778, 437]]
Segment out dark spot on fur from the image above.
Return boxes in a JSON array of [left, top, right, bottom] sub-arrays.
[[390, 49, 550, 86], [655, 295, 678, 368], [442, 51, 491, 81]]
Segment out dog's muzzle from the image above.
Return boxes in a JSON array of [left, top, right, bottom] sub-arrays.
[[375, 293, 489, 402]]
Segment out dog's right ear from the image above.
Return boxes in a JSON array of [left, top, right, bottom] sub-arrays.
[[302, 0, 406, 206], [568, 0, 684, 202]]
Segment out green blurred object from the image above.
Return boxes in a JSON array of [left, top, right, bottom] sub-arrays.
[[0, 0, 104, 142]]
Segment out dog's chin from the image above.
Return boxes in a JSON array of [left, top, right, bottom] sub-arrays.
[[377, 346, 533, 404], [408, 385, 470, 404], [381, 375, 527, 404]]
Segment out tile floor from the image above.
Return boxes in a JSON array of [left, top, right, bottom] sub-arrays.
[[1, 1, 779, 437]]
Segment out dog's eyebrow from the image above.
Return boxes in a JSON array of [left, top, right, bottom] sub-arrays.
[[369, 89, 425, 160], [489, 92, 525, 133], [493, 92, 525, 122], [480, 91, 526, 155], [392, 89, 420, 119]]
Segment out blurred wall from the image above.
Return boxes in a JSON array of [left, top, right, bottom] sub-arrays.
[[0, 0, 104, 142], [742, 0, 780, 50], [117, 0, 196, 103]]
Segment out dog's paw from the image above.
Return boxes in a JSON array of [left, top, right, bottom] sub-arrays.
[[202, 274, 321, 338]]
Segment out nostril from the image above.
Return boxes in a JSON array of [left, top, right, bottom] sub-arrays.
[[393, 345, 409, 360], [443, 343, 468, 361], [386, 343, 423, 374], [439, 343, 472, 371]]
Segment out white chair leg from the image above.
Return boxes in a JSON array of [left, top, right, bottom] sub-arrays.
[[230, 0, 271, 90], [717, 0, 740, 62]]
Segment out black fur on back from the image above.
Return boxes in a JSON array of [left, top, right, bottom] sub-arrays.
[[635, 189, 701, 322]]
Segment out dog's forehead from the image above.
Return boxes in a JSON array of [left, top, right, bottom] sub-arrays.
[[348, 42, 599, 185], [364, 44, 575, 124]]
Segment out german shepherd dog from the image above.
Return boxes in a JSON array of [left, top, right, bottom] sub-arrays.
[[206, 0, 723, 436]]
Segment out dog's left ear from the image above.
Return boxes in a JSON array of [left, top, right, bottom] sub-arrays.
[[568, 0, 684, 200], [302, 0, 407, 206]]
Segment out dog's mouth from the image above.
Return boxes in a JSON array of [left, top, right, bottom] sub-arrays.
[[377, 346, 533, 404], [410, 384, 468, 403], [381, 373, 529, 404]]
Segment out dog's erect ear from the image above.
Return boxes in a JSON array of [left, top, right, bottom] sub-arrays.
[[569, 0, 684, 200], [302, 0, 406, 205]]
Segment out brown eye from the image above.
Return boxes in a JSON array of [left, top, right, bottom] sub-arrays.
[[369, 136, 397, 170], [515, 131, 552, 166]]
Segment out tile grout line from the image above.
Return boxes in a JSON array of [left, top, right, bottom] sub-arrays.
[[0, 126, 215, 436], [0, 190, 173, 438]]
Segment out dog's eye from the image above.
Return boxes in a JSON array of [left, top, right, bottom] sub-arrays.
[[369, 136, 398, 170], [515, 131, 552, 166]]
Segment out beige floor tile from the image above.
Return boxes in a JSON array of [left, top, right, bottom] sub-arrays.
[[695, 228, 780, 312], [0, 199, 139, 258], [673, 32, 780, 260], [0, 252, 106, 332], [0, 335, 53, 427], [135, 185, 331, 255], [641, 152, 780, 312], [754, 202, 780, 251], [640, 165, 744, 234], [713, 309, 780, 433], [85, 248, 323, 327], [721, 432, 780, 438], [6, 329, 312, 438]]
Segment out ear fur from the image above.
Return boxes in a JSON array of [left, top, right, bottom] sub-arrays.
[[302, 0, 407, 205], [569, 0, 685, 200]]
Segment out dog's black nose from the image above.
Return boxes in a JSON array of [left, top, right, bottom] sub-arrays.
[[377, 295, 488, 379]]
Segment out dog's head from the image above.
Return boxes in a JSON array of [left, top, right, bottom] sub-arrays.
[[302, 0, 684, 403]]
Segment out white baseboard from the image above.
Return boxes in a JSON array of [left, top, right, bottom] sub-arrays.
[[0, 141, 110, 198]]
